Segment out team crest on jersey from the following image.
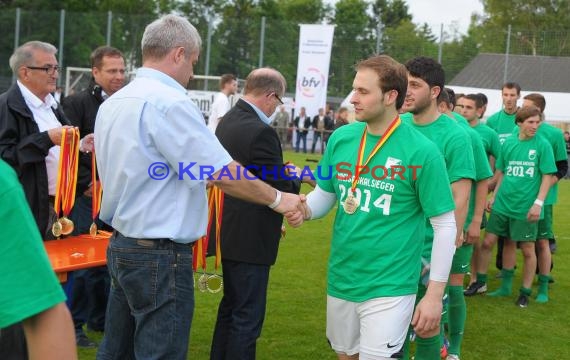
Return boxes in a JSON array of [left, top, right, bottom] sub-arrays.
[[528, 149, 537, 160], [385, 156, 402, 168]]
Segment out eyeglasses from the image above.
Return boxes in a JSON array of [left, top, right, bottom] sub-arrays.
[[26, 65, 60, 75], [273, 93, 284, 105]]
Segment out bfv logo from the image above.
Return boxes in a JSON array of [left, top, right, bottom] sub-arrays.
[[301, 76, 321, 88]]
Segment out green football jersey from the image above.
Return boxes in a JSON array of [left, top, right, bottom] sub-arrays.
[[511, 122, 566, 205], [0, 160, 66, 328], [317, 121, 455, 301], [454, 117, 493, 230], [472, 122, 501, 159], [402, 112, 476, 257], [494, 135, 557, 220], [486, 109, 517, 145]]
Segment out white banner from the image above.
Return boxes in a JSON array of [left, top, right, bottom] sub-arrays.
[[294, 24, 335, 119]]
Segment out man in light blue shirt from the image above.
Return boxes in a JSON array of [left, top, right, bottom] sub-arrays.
[[94, 15, 301, 360]]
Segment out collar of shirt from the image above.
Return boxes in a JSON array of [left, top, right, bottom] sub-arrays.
[[136, 67, 187, 95], [101, 89, 109, 100], [17, 80, 57, 110], [243, 98, 272, 125]]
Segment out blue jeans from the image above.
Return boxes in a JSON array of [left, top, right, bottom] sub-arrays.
[[295, 132, 307, 153], [210, 260, 270, 360], [96, 232, 194, 360]]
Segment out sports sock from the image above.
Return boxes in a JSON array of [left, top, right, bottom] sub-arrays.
[[447, 286, 466, 357], [415, 334, 441, 360], [477, 272, 487, 285], [536, 274, 550, 303], [520, 286, 532, 296], [488, 268, 514, 296]]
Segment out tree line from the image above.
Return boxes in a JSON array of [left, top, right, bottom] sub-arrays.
[[1, 0, 569, 97]]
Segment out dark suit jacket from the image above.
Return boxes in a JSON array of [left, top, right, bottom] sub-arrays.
[[311, 115, 333, 130], [0, 84, 70, 235], [293, 115, 311, 135], [62, 81, 105, 195], [215, 99, 301, 265]]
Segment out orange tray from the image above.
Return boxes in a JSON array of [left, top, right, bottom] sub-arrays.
[[44, 231, 111, 282]]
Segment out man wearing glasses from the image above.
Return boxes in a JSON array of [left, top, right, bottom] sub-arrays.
[[210, 67, 307, 360], [0, 40, 75, 357]]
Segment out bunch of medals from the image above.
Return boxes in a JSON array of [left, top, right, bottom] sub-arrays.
[[193, 186, 224, 293], [343, 116, 401, 215], [52, 128, 80, 237], [90, 149, 103, 237]]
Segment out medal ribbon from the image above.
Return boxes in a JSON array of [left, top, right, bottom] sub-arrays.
[[54, 128, 80, 217], [350, 116, 401, 193], [192, 187, 224, 272], [91, 150, 103, 222]]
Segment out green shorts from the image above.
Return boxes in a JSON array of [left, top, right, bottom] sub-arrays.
[[451, 244, 473, 274], [537, 205, 553, 239], [486, 211, 538, 242]]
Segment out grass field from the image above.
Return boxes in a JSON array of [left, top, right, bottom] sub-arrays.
[[79, 150, 570, 359]]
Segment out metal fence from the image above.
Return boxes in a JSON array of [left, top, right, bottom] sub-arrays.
[[2, 8, 570, 97]]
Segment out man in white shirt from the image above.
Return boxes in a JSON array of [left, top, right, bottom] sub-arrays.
[[207, 73, 238, 133]]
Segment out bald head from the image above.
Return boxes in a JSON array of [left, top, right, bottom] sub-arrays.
[[243, 68, 286, 97], [242, 67, 286, 117]]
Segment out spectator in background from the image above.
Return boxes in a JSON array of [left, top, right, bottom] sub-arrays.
[[272, 105, 289, 147], [334, 107, 350, 130], [293, 106, 310, 153], [53, 86, 64, 104], [311, 108, 332, 154], [207, 74, 238, 133]]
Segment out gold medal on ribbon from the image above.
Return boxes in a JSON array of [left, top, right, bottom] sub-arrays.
[[344, 116, 401, 215], [52, 220, 63, 237], [59, 216, 74, 235], [51, 127, 80, 239], [207, 274, 223, 293], [89, 222, 98, 237], [343, 192, 360, 215], [198, 273, 208, 292]]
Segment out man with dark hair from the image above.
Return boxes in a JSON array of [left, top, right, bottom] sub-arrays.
[[292, 54, 456, 360], [401, 56, 475, 360], [310, 107, 332, 153], [293, 106, 311, 153], [62, 45, 126, 348], [476, 93, 488, 119], [207, 73, 238, 133], [486, 82, 521, 144]]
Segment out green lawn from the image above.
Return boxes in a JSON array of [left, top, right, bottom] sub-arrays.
[[79, 150, 570, 359]]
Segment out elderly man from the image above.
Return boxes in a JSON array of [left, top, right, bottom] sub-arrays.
[[0, 40, 77, 359]]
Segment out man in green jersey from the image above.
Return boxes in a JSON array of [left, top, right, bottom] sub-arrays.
[[398, 57, 475, 360], [0, 159, 76, 359], [437, 88, 492, 360], [486, 82, 521, 145], [477, 106, 556, 307], [459, 93, 501, 288], [288, 55, 457, 360], [520, 93, 567, 302]]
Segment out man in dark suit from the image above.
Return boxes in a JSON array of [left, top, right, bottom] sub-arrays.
[[310, 107, 332, 153], [210, 68, 303, 360], [293, 106, 310, 153]]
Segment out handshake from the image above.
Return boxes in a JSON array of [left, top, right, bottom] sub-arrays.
[[273, 162, 314, 228]]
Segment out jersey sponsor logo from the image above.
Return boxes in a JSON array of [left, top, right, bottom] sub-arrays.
[[529, 149, 537, 160], [461, 264, 469, 269], [385, 156, 402, 168]]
